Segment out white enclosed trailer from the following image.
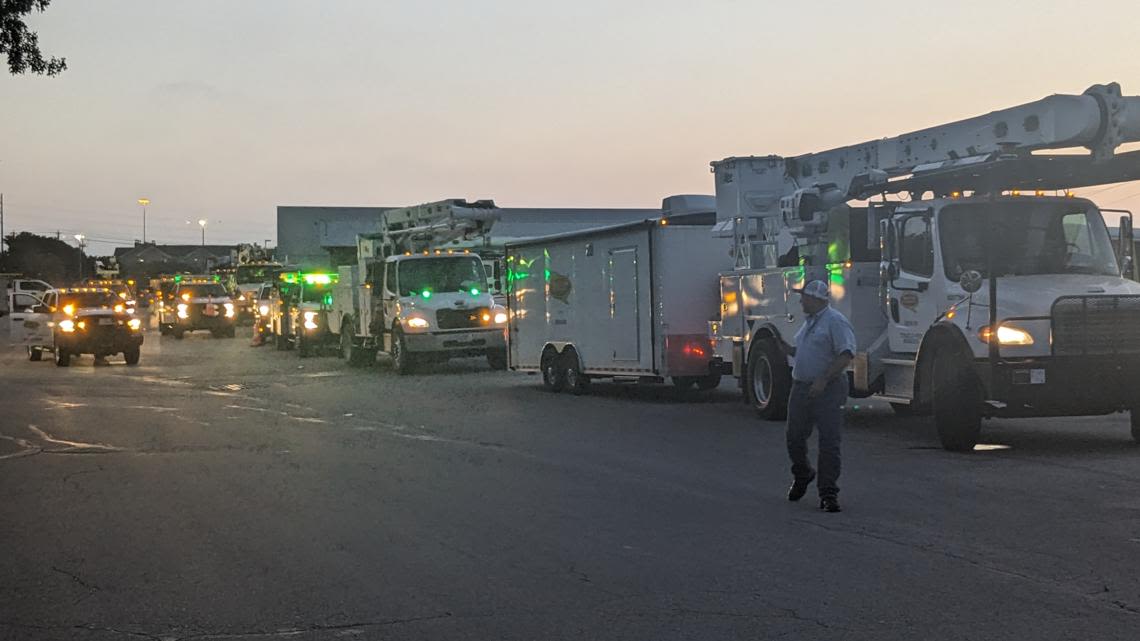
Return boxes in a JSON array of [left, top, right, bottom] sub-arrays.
[[506, 198, 732, 391]]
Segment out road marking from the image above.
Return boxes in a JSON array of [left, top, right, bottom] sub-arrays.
[[27, 425, 123, 452], [224, 405, 328, 424], [0, 435, 41, 460]]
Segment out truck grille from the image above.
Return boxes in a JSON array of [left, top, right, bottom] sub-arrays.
[[1052, 295, 1140, 356], [436, 307, 489, 330]]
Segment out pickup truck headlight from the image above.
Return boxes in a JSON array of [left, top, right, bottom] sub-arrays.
[[978, 324, 1034, 346], [59, 319, 76, 333], [303, 311, 320, 330], [177, 303, 189, 319], [404, 315, 429, 329], [127, 318, 142, 331], [258, 304, 269, 317], [493, 311, 508, 324], [224, 302, 235, 318]]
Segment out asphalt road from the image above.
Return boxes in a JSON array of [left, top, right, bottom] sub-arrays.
[[1, 315, 1139, 640]]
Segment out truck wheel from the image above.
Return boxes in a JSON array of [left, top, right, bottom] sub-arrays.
[[932, 353, 982, 452], [746, 337, 791, 420], [28, 347, 43, 362], [158, 324, 170, 336], [561, 349, 590, 395], [55, 347, 70, 367], [672, 377, 695, 390], [225, 326, 236, 338], [298, 334, 312, 358], [391, 328, 415, 375], [541, 348, 565, 392], [486, 348, 507, 371], [695, 374, 722, 391], [123, 347, 141, 366], [173, 328, 185, 340]]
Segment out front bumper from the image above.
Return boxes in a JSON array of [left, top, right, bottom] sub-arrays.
[[978, 356, 1140, 417], [176, 310, 236, 330], [57, 329, 144, 355], [404, 328, 505, 356]]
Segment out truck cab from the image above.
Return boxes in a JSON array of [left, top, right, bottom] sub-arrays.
[[271, 271, 338, 356]]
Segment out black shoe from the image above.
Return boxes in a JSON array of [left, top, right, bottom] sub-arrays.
[[787, 472, 816, 502], [820, 496, 841, 513]]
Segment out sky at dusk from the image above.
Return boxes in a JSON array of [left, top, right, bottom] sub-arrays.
[[2, 0, 1140, 253]]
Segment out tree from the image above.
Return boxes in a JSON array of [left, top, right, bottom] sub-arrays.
[[1, 232, 91, 283], [1, 1, 66, 76]]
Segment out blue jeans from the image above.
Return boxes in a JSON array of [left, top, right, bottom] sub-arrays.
[[786, 377, 847, 499]]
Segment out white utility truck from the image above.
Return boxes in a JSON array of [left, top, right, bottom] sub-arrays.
[[328, 200, 509, 373], [506, 195, 730, 391], [711, 81, 1140, 450]]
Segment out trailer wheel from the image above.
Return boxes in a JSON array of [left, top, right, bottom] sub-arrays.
[[560, 349, 590, 395], [391, 328, 415, 375], [540, 348, 565, 392], [746, 337, 791, 420], [695, 374, 722, 391], [932, 352, 982, 452], [28, 347, 43, 362], [55, 347, 70, 367], [1130, 410, 1140, 444]]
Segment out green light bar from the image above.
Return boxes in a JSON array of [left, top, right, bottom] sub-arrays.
[[174, 275, 182, 283], [302, 273, 334, 285], [280, 272, 299, 283], [469, 287, 480, 296]]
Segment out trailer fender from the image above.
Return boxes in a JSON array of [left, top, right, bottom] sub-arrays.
[[913, 322, 974, 413]]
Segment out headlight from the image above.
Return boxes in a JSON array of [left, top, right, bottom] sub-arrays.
[[59, 319, 76, 333], [114, 304, 125, 313], [303, 310, 319, 330], [978, 325, 1034, 346], [258, 304, 269, 316], [404, 316, 429, 329], [493, 311, 508, 324], [177, 303, 189, 319], [63, 304, 75, 316], [224, 302, 235, 318], [127, 318, 142, 331]]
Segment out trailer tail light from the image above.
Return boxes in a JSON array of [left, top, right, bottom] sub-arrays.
[[665, 334, 716, 376]]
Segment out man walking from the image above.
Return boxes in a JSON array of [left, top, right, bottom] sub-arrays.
[[782, 280, 856, 513]]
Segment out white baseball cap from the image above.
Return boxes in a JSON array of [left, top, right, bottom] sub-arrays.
[[793, 279, 830, 300]]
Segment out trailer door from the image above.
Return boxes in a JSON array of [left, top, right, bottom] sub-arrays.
[[609, 247, 640, 361]]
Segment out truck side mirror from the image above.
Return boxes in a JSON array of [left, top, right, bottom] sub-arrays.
[[959, 270, 983, 293]]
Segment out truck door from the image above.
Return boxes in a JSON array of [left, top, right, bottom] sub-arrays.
[[884, 213, 939, 353], [609, 247, 640, 361], [9, 292, 53, 348]]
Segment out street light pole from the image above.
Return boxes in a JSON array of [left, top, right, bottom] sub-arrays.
[[198, 219, 207, 247], [137, 198, 150, 243], [74, 234, 86, 281]]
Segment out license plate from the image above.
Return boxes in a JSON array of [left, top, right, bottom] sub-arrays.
[[98, 318, 114, 326]]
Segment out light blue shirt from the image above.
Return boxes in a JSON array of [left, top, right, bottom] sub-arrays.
[[791, 305, 857, 383]]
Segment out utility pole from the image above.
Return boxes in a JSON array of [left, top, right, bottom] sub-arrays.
[[137, 198, 150, 244], [1, 193, 5, 258]]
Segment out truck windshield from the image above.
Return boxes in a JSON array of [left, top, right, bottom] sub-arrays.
[[236, 265, 277, 284], [60, 292, 117, 309], [939, 202, 1120, 280], [180, 284, 229, 298], [397, 257, 486, 296]]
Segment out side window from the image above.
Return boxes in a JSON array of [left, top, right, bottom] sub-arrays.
[[384, 263, 396, 295], [899, 216, 934, 277]]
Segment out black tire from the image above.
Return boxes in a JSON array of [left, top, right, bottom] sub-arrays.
[[932, 353, 983, 452], [561, 350, 590, 395], [890, 402, 914, 416], [55, 347, 70, 367], [158, 324, 170, 336], [746, 337, 791, 420], [391, 328, 414, 375], [173, 328, 185, 340], [695, 374, 722, 391], [486, 348, 508, 371], [1130, 410, 1140, 444], [541, 348, 565, 392], [28, 347, 42, 362], [210, 329, 224, 339], [123, 347, 140, 366], [298, 334, 312, 358], [672, 377, 695, 390], [225, 326, 236, 338], [275, 331, 291, 351]]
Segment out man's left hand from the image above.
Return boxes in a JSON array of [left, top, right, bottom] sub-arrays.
[[809, 377, 827, 398]]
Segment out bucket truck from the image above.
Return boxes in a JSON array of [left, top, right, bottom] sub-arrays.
[[711, 81, 1140, 450]]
